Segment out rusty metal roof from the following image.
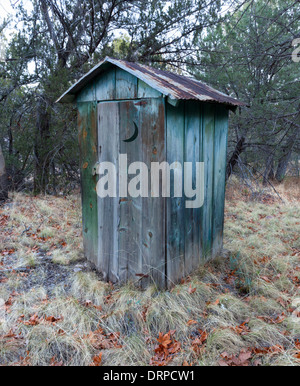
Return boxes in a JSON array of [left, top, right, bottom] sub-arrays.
[[57, 57, 245, 108]]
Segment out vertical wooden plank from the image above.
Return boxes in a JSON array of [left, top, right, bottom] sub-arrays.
[[118, 101, 141, 284], [77, 102, 98, 267], [140, 98, 166, 289], [97, 102, 120, 282], [199, 104, 204, 262], [166, 102, 185, 287], [212, 105, 229, 257], [116, 69, 138, 99], [77, 83, 95, 102], [137, 79, 162, 99], [184, 101, 201, 274], [202, 103, 215, 260], [95, 68, 116, 101]]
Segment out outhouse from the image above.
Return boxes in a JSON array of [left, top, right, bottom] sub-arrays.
[[57, 57, 243, 289]]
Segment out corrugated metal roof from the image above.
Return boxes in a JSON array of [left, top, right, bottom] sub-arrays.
[[57, 57, 245, 108]]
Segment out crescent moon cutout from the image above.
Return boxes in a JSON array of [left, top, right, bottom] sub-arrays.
[[123, 122, 139, 143]]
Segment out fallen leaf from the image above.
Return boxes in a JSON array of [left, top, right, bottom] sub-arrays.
[[157, 332, 172, 348], [187, 320, 197, 326], [188, 284, 196, 294], [261, 276, 271, 283], [91, 353, 103, 366]]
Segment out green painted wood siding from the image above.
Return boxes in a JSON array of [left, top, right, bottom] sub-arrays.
[[77, 102, 99, 267], [77, 68, 162, 103], [184, 101, 202, 272], [202, 103, 215, 258], [166, 102, 185, 287], [165, 101, 228, 279], [212, 105, 229, 256]]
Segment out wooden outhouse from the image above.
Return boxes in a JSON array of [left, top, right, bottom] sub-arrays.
[[58, 57, 243, 289]]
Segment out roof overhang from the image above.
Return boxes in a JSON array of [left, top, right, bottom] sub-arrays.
[[56, 57, 246, 110]]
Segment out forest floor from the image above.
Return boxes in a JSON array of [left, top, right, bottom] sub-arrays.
[[0, 177, 299, 366]]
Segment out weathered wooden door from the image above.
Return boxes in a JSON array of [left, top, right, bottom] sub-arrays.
[[97, 98, 166, 288]]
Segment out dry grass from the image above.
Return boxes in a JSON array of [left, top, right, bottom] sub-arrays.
[[0, 178, 299, 366]]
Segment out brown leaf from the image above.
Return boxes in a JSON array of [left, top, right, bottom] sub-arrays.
[[151, 331, 181, 365], [91, 353, 103, 367], [253, 359, 262, 366], [157, 332, 172, 348], [187, 320, 197, 326], [219, 349, 252, 366], [253, 344, 284, 356], [238, 350, 252, 363], [188, 284, 196, 294], [261, 276, 272, 283], [218, 360, 229, 366], [50, 357, 63, 366], [24, 314, 40, 326], [45, 316, 62, 323]]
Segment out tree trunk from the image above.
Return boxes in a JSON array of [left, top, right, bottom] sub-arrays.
[[295, 154, 299, 177], [0, 144, 8, 201], [263, 154, 274, 185], [34, 97, 51, 195], [268, 161, 275, 181], [275, 148, 292, 183], [226, 136, 246, 180]]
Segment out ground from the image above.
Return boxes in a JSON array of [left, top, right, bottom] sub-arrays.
[[0, 178, 299, 366]]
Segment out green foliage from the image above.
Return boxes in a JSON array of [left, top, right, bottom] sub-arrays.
[[0, 0, 298, 192], [0, 0, 224, 193], [110, 35, 131, 59], [194, 0, 300, 179]]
